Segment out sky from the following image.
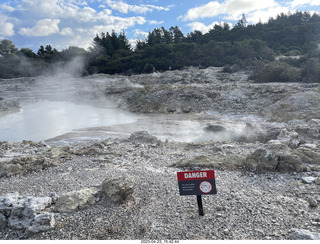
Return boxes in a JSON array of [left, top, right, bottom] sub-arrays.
[[0, 0, 319, 52]]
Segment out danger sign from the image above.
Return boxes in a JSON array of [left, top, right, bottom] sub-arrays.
[[177, 170, 217, 196]]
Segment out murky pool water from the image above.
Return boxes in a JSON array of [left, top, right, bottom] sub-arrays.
[[0, 100, 138, 142]]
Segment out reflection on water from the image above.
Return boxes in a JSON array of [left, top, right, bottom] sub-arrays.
[[0, 100, 138, 142]]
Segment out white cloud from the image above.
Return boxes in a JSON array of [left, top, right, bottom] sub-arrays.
[[19, 19, 60, 36], [246, 6, 290, 23], [0, 3, 15, 12], [0, 22, 15, 36], [148, 20, 164, 25], [60, 27, 73, 36], [290, 0, 320, 8], [0, 14, 15, 36], [180, 0, 279, 22], [105, 0, 170, 14], [188, 21, 233, 33], [18, 0, 63, 18], [180, 2, 222, 21], [134, 29, 149, 39]]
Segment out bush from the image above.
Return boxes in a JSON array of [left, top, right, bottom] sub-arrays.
[[252, 61, 301, 83], [301, 58, 320, 82]]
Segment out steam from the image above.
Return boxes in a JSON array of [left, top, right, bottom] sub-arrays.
[[48, 56, 86, 78]]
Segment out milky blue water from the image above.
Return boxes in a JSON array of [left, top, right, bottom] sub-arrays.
[[0, 100, 137, 142]]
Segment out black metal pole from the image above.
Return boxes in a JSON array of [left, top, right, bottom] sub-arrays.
[[197, 195, 204, 216]]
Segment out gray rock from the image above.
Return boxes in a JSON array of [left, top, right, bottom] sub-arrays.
[[8, 195, 52, 230], [27, 212, 55, 233], [291, 229, 320, 240], [54, 188, 96, 213], [128, 131, 159, 144], [307, 197, 318, 207], [244, 148, 306, 172], [99, 176, 135, 204], [0, 213, 6, 228], [301, 176, 317, 184]]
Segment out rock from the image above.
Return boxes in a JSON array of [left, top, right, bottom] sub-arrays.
[[205, 124, 227, 133], [0, 213, 6, 228], [54, 188, 96, 213], [169, 154, 245, 170], [99, 176, 135, 204], [0, 147, 71, 178], [244, 148, 305, 172], [277, 128, 302, 148], [291, 229, 320, 240], [27, 212, 55, 233], [267, 140, 289, 150], [128, 131, 159, 144], [301, 176, 317, 184], [307, 197, 318, 207], [0, 193, 53, 232], [8, 195, 52, 230], [294, 147, 320, 165], [0, 98, 20, 112]]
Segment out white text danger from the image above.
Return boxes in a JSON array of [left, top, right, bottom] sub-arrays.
[[184, 172, 207, 179]]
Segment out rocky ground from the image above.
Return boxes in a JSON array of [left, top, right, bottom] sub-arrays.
[[0, 67, 320, 240]]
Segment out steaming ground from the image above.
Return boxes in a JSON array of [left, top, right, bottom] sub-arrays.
[[0, 67, 320, 240]]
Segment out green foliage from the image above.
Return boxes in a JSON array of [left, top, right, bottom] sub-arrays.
[[0, 39, 18, 57], [251, 61, 302, 83], [0, 11, 319, 79]]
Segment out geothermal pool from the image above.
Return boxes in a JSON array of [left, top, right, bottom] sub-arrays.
[[0, 100, 138, 142], [0, 100, 255, 144]]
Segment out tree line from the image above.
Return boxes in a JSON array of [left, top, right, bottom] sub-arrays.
[[0, 11, 319, 81]]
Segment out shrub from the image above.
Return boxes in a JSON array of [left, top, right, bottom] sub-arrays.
[[252, 61, 301, 83]]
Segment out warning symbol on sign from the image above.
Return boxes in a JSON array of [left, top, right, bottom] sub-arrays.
[[199, 181, 213, 194]]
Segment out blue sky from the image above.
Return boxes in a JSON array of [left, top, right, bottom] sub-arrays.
[[0, 0, 319, 52]]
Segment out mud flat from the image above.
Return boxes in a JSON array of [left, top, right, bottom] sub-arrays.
[[0, 67, 319, 240]]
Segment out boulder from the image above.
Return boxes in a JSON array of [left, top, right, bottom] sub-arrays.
[[27, 212, 55, 233], [204, 124, 227, 133], [169, 154, 245, 170], [128, 131, 159, 144], [54, 188, 96, 213], [0, 147, 71, 178], [0, 193, 53, 232], [99, 176, 135, 204], [244, 148, 306, 172], [8, 195, 52, 230], [291, 229, 320, 240]]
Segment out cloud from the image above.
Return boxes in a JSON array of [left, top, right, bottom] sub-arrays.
[[0, 14, 15, 36], [18, 0, 63, 18], [289, 0, 320, 8], [148, 20, 164, 25], [0, 22, 15, 37], [19, 19, 60, 37], [60, 27, 73, 36], [105, 0, 170, 14], [0, 3, 15, 12], [246, 6, 290, 23], [180, 0, 279, 22], [134, 29, 149, 39], [188, 21, 232, 33], [180, 2, 222, 21]]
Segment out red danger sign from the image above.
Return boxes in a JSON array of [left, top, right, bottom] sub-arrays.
[[177, 170, 217, 195]]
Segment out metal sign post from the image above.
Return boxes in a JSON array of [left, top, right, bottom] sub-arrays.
[[197, 195, 204, 216], [177, 170, 217, 216]]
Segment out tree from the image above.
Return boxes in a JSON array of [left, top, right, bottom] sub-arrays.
[[170, 26, 184, 43], [37, 45, 45, 56], [0, 39, 18, 57], [17, 48, 37, 58], [235, 14, 248, 28]]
